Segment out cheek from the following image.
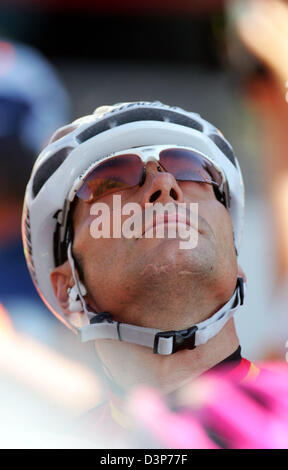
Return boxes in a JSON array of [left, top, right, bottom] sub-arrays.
[[181, 183, 234, 240], [74, 220, 131, 292], [73, 199, 137, 275], [199, 201, 239, 292], [201, 201, 235, 252], [77, 235, 122, 272]]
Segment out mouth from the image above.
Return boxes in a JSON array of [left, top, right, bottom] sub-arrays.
[[141, 209, 195, 238]]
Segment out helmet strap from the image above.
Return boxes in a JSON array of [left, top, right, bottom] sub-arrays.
[[67, 243, 90, 317]]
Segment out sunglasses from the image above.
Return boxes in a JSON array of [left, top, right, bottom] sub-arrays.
[[72, 145, 228, 207]]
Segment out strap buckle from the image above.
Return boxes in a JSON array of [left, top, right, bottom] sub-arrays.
[[153, 325, 198, 354], [90, 312, 113, 324]]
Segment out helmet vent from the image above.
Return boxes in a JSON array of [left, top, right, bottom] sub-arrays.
[[77, 107, 203, 143], [209, 133, 236, 167], [32, 147, 73, 198], [23, 207, 37, 285]]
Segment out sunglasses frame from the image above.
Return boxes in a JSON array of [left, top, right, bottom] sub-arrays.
[[68, 144, 228, 203]]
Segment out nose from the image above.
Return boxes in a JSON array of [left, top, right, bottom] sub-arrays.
[[139, 160, 185, 207]]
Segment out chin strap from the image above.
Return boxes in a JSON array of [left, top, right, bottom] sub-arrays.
[[67, 243, 244, 355]]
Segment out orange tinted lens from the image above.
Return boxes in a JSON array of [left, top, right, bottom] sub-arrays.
[[159, 148, 222, 186], [76, 154, 143, 202]]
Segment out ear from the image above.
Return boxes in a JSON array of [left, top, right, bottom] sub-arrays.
[[50, 261, 74, 314], [238, 264, 247, 283]]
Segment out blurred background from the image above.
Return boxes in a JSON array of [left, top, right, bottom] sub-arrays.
[[0, 0, 288, 446]]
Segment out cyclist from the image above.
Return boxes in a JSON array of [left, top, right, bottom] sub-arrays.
[[23, 101, 255, 441]]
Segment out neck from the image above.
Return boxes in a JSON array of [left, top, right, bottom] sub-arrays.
[[96, 318, 240, 395]]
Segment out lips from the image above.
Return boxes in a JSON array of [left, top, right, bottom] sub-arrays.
[[141, 208, 193, 237]]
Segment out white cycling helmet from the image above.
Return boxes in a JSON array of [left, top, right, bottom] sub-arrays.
[[22, 101, 245, 355]]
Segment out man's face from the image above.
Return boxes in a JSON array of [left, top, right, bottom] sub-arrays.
[[71, 159, 239, 331]]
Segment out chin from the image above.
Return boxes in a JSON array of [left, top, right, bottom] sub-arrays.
[[151, 234, 215, 271]]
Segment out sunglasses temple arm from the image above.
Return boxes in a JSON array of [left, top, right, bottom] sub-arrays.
[[138, 165, 146, 187], [211, 182, 227, 207]]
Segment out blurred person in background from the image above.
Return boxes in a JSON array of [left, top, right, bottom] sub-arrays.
[[227, 0, 288, 358], [0, 38, 70, 336], [0, 301, 102, 448], [22, 100, 268, 445]]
